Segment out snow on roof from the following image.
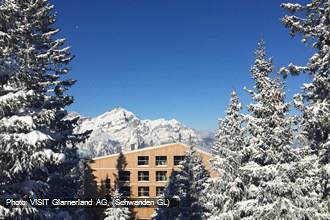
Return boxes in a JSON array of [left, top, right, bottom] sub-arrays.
[[92, 143, 211, 160]]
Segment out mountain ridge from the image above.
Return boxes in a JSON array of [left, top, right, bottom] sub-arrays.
[[74, 107, 214, 158]]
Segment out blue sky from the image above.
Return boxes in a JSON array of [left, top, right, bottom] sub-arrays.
[[54, 0, 312, 131]]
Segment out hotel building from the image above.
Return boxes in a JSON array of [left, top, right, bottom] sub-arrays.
[[90, 143, 212, 220]]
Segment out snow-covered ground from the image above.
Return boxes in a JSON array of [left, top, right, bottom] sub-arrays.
[[74, 107, 214, 158]]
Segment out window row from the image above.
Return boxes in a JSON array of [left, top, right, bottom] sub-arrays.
[[103, 181, 165, 197], [137, 155, 185, 166], [118, 186, 165, 197], [137, 186, 165, 197], [118, 171, 168, 182]]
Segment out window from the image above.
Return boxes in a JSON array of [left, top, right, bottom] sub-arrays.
[[174, 156, 185, 165], [156, 171, 167, 181], [119, 186, 131, 197], [137, 156, 149, 166], [155, 156, 167, 166], [138, 171, 149, 181], [156, 186, 165, 197], [118, 171, 130, 182], [138, 187, 149, 197]]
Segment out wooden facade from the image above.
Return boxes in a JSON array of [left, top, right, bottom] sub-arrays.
[[90, 143, 212, 220]]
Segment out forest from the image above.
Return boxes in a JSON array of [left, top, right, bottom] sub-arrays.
[[0, 0, 329, 219]]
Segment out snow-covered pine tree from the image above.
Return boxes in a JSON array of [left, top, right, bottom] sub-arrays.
[[0, 0, 89, 219], [281, 1, 330, 216], [154, 146, 210, 220], [103, 190, 131, 220], [204, 90, 246, 220], [235, 40, 318, 219], [102, 152, 132, 220]]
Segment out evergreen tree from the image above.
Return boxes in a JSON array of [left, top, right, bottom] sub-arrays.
[[0, 0, 89, 219], [281, 1, 330, 216], [99, 178, 111, 200], [103, 190, 131, 220], [204, 90, 246, 220], [154, 146, 210, 220], [243, 40, 296, 166], [75, 159, 103, 220], [113, 152, 128, 193], [103, 152, 132, 219], [236, 41, 315, 219]]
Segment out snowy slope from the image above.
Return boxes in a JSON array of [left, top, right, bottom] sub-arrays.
[[74, 107, 214, 158]]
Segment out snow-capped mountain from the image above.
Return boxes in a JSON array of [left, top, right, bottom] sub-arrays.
[[74, 107, 214, 158]]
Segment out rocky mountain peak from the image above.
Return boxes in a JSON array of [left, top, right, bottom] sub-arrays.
[[75, 107, 214, 158]]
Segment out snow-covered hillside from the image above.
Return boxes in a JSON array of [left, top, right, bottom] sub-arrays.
[[75, 107, 214, 158]]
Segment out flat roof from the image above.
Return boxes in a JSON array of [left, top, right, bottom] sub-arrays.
[[92, 143, 211, 160]]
